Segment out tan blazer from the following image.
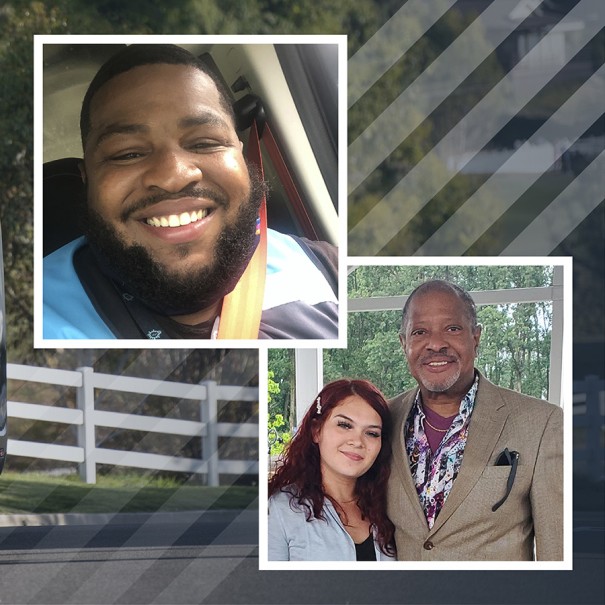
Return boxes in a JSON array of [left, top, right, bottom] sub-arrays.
[[387, 372, 563, 561]]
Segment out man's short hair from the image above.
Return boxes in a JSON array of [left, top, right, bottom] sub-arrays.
[[79, 44, 236, 149], [400, 279, 479, 335]]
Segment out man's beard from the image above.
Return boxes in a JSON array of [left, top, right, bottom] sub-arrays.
[[413, 354, 462, 394], [417, 366, 461, 393], [82, 167, 267, 317]]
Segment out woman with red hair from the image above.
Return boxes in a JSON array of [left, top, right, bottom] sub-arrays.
[[268, 379, 396, 560]]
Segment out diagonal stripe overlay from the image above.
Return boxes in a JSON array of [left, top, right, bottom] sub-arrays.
[[348, 0, 456, 108], [152, 507, 258, 604], [348, 0, 604, 255], [415, 66, 605, 255], [349, 0, 523, 194], [502, 151, 605, 255]]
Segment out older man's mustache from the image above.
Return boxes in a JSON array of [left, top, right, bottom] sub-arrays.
[[420, 354, 458, 364]]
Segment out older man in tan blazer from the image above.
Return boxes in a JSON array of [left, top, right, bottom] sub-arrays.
[[387, 280, 563, 561]]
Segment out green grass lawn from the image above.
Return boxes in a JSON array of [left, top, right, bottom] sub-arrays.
[[0, 472, 257, 515]]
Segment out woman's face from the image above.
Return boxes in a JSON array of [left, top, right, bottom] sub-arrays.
[[313, 395, 383, 486]]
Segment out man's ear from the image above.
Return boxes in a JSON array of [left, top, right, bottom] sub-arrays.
[[399, 332, 406, 350], [473, 324, 482, 355], [238, 140, 244, 152], [78, 160, 87, 185]]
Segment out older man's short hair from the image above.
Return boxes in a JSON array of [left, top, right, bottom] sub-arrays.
[[400, 279, 478, 336]]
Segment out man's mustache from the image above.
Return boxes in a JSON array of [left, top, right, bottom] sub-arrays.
[[119, 186, 229, 222], [420, 353, 458, 364]]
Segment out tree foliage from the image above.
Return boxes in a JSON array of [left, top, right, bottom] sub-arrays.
[[267, 370, 290, 456], [268, 413, 291, 457], [267, 349, 295, 429], [347, 3, 505, 254]]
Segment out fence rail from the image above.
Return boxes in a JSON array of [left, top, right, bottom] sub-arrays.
[[6, 363, 259, 485]]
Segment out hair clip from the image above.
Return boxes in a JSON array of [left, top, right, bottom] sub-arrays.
[[316, 396, 322, 415]]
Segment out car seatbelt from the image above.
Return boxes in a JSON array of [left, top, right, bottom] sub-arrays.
[[217, 119, 267, 339], [261, 123, 318, 240], [233, 93, 319, 241]]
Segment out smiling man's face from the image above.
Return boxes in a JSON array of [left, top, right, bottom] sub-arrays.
[[80, 62, 259, 316], [401, 288, 481, 405]]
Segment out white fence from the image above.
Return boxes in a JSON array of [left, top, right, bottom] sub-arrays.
[[6, 363, 259, 485]]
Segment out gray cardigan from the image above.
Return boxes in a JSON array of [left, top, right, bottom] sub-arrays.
[[268, 489, 395, 561]]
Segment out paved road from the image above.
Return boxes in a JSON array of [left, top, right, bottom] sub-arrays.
[[0, 510, 602, 604], [0, 509, 259, 604]]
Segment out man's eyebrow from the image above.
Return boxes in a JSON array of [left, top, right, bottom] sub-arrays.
[[92, 123, 148, 149], [334, 413, 382, 429], [179, 111, 231, 130], [91, 112, 232, 150]]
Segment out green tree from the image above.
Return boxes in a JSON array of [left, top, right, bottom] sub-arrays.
[[267, 413, 291, 457], [267, 349, 295, 428], [347, 4, 505, 254], [268, 370, 280, 405], [267, 365, 291, 457]]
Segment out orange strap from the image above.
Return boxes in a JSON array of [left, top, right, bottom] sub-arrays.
[[217, 120, 267, 339], [262, 123, 318, 240]]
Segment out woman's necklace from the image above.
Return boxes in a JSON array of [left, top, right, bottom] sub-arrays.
[[331, 497, 365, 528], [331, 496, 357, 505]]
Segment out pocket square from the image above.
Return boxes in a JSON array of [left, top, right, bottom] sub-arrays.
[[495, 448, 519, 466], [492, 448, 520, 511]]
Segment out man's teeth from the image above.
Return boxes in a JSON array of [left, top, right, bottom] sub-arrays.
[[145, 209, 208, 228], [428, 361, 448, 366]]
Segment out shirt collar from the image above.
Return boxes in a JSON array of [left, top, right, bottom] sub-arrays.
[[413, 371, 480, 420]]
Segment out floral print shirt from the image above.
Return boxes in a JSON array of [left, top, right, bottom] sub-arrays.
[[405, 374, 479, 529]]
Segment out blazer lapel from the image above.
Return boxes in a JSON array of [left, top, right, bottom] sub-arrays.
[[390, 389, 427, 528], [430, 373, 509, 534]]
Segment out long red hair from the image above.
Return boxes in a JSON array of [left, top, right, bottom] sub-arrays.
[[269, 378, 395, 556]]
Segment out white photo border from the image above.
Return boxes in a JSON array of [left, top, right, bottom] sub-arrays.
[[259, 256, 573, 571], [33, 34, 348, 350]]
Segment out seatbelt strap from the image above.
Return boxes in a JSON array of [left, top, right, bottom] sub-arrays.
[[262, 123, 318, 240], [217, 119, 267, 339]]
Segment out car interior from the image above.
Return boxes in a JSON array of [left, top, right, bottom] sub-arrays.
[[42, 41, 340, 257]]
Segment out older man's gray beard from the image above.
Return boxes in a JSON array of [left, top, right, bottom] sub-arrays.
[[82, 169, 267, 317], [408, 362, 462, 393], [417, 367, 462, 394]]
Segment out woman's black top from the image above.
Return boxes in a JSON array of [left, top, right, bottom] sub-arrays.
[[355, 533, 376, 561]]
